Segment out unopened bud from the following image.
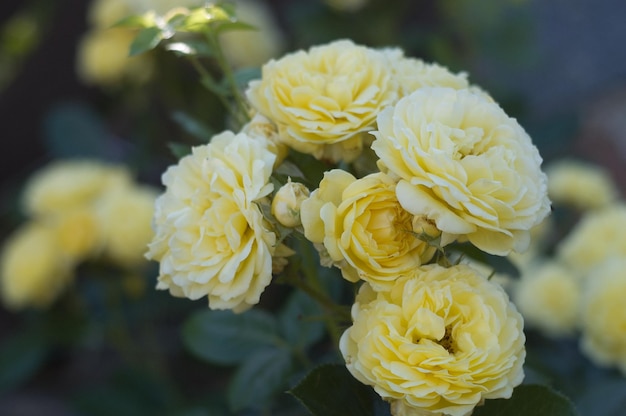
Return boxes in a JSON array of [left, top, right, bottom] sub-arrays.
[[412, 215, 441, 240], [271, 179, 310, 228]]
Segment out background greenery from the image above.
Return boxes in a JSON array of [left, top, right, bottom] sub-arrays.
[[0, 0, 625, 415]]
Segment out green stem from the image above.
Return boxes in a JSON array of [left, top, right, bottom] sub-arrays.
[[203, 29, 250, 127], [188, 55, 240, 123]]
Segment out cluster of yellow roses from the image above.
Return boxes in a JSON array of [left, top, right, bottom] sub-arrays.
[[147, 39, 551, 415], [510, 159, 626, 375], [0, 160, 157, 310]]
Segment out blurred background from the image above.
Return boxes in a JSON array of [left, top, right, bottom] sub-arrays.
[[0, 0, 625, 414]]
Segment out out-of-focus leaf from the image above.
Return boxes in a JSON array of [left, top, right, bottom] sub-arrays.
[[228, 347, 293, 412], [279, 289, 326, 349], [289, 364, 389, 416], [182, 309, 283, 365], [112, 13, 156, 29], [129, 26, 163, 56], [212, 20, 257, 36], [473, 384, 579, 416], [43, 102, 122, 160], [233, 66, 261, 89], [0, 327, 47, 393], [168, 142, 192, 159], [72, 369, 177, 416], [171, 111, 214, 142], [177, 6, 230, 32]]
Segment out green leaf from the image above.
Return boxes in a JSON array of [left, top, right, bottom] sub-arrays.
[[449, 242, 520, 278], [212, 20, 257, 36], [473, 384, 579, 416], [177, 6, 231, 33], [129, 26, 163, 56], [275, 161, 306, 180], [168, 142, 193, 159], [279, 289, 326, 349], [182, 309, 283, 365], [112, 13, 156, 29], [171, 111, 214, 142], [0, 327, 47, 393], [233, 66, 261, 89], [285, 150, 331, 189], [228, 347, 293, 412], [289, 364, 388, 416]]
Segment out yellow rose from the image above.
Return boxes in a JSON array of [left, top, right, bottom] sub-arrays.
[[1, 223, 72, 310], [246, 39, 398, 162], [381, 48, 469, 96], [340, 264, 525, 416], [301, 169, 436, 290], [219, 0, 285, 68], [546, 159, 618, 211], [579, 257, 626, 374], [98, 185, 159, 268], [22, 160, 131, 217], [557, 203, 626, 277], [146, 131, 277, 312], [512, 261, 580, 337], [371, 87, 551, 255]]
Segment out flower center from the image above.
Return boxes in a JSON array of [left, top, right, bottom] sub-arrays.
[[438, 326, 456, 354]]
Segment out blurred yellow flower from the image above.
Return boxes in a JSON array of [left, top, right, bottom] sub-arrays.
[[1, 223, 72, 310], [146, 131, 278, 312], [22, 160, 131, 217], [557, 203, 626, 277], [246, 39, 398, 162], [88, 0, 130, 28], [50, 207, 102, 263], [340, 264, 525, 416], [579, 257, 626, 374], [513, 261, 580, 337], [546, 159, 619, 211], [372, 87, 551, 256], [219, 0, 285, 68], [98, 185, 159, 268], [76, 28, 153, 86], [301, 169, 436, 290]]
